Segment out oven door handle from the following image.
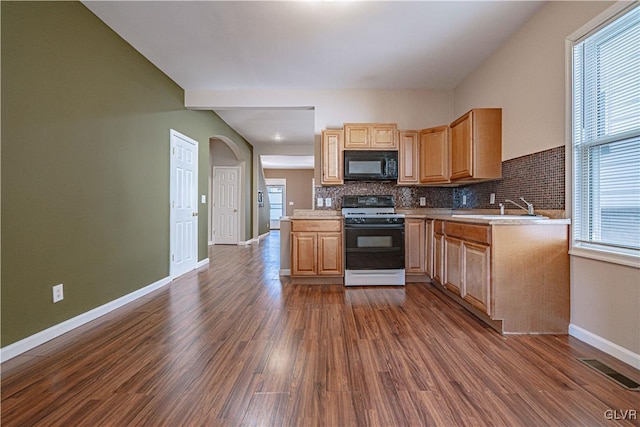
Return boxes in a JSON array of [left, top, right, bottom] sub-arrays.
[[344, 223, 405, 229]]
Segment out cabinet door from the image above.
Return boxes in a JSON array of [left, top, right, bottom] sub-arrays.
[[433, 233, 445, 285], [398, 131, 419, 185], [405, 218, 425, 273], [462, 241, 491, 315], [445, 236, 463, 295], [318, 232, 343, 275], [344, 124, 370, 149], [370, 124, 398, 149], [450, 112, 473, 180], [291, 232, 317, 276], [425, 220, 434, 278], [419, 126, 449, 183], [321, 130, 344, 185]]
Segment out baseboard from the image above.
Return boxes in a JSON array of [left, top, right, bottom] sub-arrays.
[[280, 269, 291, 276], [238, 238, 258, 246], [0, 275, 172, 363], [258, 231, 270, 242], [196, 258, 210, 269], [569, 324, 640, 369]]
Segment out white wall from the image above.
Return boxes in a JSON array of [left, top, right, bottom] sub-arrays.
[[454, 0, 639, 367], [454, 1, 614, 161]]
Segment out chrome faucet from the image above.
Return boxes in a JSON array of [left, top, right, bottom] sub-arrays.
[[504, 197, 535, 216]]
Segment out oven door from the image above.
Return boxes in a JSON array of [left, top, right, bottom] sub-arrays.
[[344, 223, 405, 270]]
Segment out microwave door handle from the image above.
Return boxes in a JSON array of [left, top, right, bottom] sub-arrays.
[[381, 158, 387, 176]]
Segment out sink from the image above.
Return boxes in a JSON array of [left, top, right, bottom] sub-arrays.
[[451, 214, 549, 220]]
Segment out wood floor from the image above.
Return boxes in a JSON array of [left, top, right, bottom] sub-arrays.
[[2, 231, 638, 426]]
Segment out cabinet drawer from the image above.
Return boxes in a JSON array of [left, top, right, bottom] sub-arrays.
[[292, 219, 342, 232], [445, 222, 490, 244]]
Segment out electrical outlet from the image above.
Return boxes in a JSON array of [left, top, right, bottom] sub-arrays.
[[325, 198, 332, 208], [490, 193, 495, 204], [419, 197, 426, 206], [53, 284, 64, 303], [462, 195, 467, 206], [317, 197, 324, 207]]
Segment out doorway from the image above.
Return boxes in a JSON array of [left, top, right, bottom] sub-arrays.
[[266, 178, 286, 230], [170, 129, 198, 279], [212, 166, 240, 244]]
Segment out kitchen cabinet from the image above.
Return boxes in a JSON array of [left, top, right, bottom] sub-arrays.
[[321, 129, 343, 185], [428, 218, 569, 333], [398, 130, 420, 185], [462, 241, 490, 315], [405, 218, 425, 273], [444, 236, 463, 296], [444, 222, 491, 315], [344, 123, 398, 150], [419, 125, 450, 184], [433, 220, 445, 285], [291, 219, 343, 279], [449, 108, 502, 182], [424, 219, 434, 278]]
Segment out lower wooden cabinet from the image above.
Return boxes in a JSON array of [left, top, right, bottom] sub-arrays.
[[428, 219, 569, 334], [291, 232, 317, 275], [317, 233, 342, 275], [462, 241, 490, 315], [425, 220, 434, 278], [405, 218, 425, 273], [444, 236, 463, 296], [443, 224, 491, 315], [433, 221, 445, 285], [291, 219, 343, 278]]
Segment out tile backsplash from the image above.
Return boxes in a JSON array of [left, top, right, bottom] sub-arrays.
[[315, 146, 565, 210]]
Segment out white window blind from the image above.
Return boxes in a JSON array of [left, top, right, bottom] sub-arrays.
[[572, 5, 640, 257]]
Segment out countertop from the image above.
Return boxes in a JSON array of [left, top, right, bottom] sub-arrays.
[[289, 208, 570, 225], [289, 209, 343, 220], [397, 208, 571, 225]]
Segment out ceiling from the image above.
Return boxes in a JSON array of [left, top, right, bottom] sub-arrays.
[[84, 0, 545, 167]]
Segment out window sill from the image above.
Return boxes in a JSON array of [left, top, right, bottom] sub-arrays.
[[570, 245, 640, 269]]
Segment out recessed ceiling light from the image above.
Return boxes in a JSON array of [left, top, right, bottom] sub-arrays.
[[274, 134, 283, 141]]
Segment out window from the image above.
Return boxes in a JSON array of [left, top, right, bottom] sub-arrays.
[[571, 5, 640, 264]]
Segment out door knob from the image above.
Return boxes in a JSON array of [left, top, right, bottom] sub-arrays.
[[234, 209, 237, 213], [192, 212, 199, 217]]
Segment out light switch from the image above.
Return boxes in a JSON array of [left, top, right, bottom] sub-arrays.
[[419, 197, 426, 206], [317, 197, 324, 207], [289, 202, 294, 205], [490, 193, 495, 204], [325, 198, 332, 208], [201, 195, 206, 204]]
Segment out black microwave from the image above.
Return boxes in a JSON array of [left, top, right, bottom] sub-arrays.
[[344, 150, 398, 181]]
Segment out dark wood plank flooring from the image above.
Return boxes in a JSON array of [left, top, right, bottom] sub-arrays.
[[2, 231, 639, 426]]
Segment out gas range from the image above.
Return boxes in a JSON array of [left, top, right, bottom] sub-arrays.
[[341, 195, 406, 286]]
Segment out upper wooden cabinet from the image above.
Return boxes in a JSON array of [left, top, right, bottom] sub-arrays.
[[449, 108, 502, 182], [398, 130, 419, 185], [344, 123, 398, 150], [419, 125, 450, 184], [321, 129, 343, 185]]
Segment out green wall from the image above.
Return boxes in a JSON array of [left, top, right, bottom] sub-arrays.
[[1, 1, 253, 346]]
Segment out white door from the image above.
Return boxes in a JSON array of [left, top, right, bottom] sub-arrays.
[[170, 130, 198, 279], [213, 166, 240, 244]]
